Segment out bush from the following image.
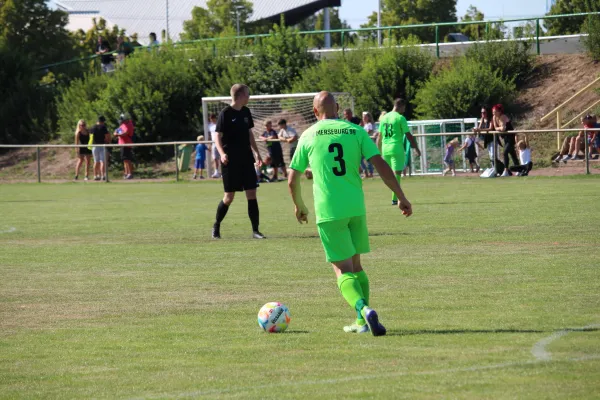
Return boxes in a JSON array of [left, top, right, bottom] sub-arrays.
[[57, 46, 209, 161], [414, 57, 516, 119], [465, 40, 534, 86], [583, 15, 600, 61]]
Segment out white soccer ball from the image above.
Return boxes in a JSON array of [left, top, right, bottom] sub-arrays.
[[257, 302, 291, 333]]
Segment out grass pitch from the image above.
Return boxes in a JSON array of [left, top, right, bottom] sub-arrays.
[[1, 176, 599, 399]]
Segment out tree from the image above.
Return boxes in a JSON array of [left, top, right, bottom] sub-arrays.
[[458, 5, 506, 40], [296, 8, 353, 48], [513, 21, 537, 39], [181, 0, 253, 40], [360, 0, 457, 43], [0, 0, 76, 66], [544, 0, 600, 35]]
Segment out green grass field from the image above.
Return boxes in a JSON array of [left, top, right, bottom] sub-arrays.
[[1, 177, 599, 399]]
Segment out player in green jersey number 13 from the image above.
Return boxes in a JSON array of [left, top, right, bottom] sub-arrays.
[[377, 98, 421, 205], [287, 91, 412, 336]]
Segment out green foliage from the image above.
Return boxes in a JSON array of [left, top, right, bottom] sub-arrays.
[[583, 15, 600, 61], [361, 0, 457, 43], [297, 8, 354, 48], [414, 58, 516, 119], [0, 0, 76, 66], [244, 23, 316, 95], [458, 5, 506, 40], [0, 44, 55, 145], [465, 40, 534, 86], [181, 0, 253, 40], [57, 47, 210, 161], [544, 0, 600, 35]]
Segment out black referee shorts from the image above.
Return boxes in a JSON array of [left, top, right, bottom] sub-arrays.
[[222, 159, 258, 192]]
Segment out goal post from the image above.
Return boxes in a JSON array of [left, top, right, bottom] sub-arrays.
[[202, 92, 355, 176]]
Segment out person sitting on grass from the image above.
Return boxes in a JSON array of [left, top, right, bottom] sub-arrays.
[[193, 136, 208, 180], [256, 155, 271, 183], [509, 136, 533, 176], [443, 138, 460, 177], [565, 115, 594, 161]]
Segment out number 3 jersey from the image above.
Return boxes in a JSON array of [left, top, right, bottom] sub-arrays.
[[289, 119, 380, 224], [378, 111, 409, 157]]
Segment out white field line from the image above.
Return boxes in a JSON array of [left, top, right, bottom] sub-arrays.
[[531, 324, 600, 361], [133, 354, 600, 399], [0, 227, 16, 233]]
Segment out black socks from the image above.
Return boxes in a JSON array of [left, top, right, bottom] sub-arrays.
[[247, 199, 259, 232], [215, 200, 230, 226]]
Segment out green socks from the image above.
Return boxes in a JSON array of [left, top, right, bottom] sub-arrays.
[[392, 175, 401, 201], [337, 273, 366, 315], [354, 270, 370, 325]]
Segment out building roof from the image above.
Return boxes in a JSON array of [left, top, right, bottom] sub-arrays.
[[56, 0, 340, 43]]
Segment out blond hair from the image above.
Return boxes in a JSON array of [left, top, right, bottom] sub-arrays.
[[449, 138, 460, 146], [230, 84, 249, 100], [75, 119, 86, 136], [197, 135, 204, 141]]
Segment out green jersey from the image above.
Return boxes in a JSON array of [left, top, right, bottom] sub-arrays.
[[379, 111, 409, 156], [290, 119, 380, 223]]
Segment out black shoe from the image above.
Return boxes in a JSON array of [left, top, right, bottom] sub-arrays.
[[252, 231, 266, 239], [391, 200, 398, 206], [212, 225, 221, 239]]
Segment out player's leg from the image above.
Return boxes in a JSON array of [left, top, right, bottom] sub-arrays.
[[384, 153, 403, 204], [75, 155, 83, 179], [243, 165, 265, 239], [212, 191, 234, 239]]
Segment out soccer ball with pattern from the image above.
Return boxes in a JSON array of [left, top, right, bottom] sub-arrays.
[[257, 302, 291, 333]]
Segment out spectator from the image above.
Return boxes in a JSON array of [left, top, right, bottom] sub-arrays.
[[193, 135, 208, 179], [474, 106, 501, 169], [114, 114, 135, 179], [343, 108, 361, 125], [260, 121, 286, 181], [554, 128, 579, 163], [277, 119, 298, 162], [509, 136, 533, 176], [443, 138, 460, 176], [256, 155, 271, 183], [458, 133, 484, 173], [491, 104, 518, 177], [360, 112, 375, 178], [589, 114, 600, 159], [208, 114, 221, 178], [96, 36, 114, 73], [89, 115, 111, 181], [74, 119, 92, 181], [116, 36, 134, 63], [148, 32, 160, 49], [561, 115, 593, 161]]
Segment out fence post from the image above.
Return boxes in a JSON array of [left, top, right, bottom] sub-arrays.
[[341, 31, 345, 53], [536, 19, 541, 55], [388, 28, 392, 46], [556, 112, 561, 150], [104, 145, 110, 183], [174, 144, 179, 182], [435, 25, 440, 58], [36, 147, 41, 183], [584, 128, 590, 175]]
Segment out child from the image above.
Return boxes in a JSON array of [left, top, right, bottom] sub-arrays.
[[443, 138, 459, 176], [458, 133, 484, 173], [509, 136, 533, 176], [193, 135, 207, 179], [256, 155, 271, 183]]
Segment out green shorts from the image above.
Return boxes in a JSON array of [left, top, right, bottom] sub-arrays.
[[317, 215, 370, 263], [383, 152, 406, 173]]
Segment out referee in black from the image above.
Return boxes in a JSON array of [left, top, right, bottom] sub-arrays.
[[212, 84, 266, 239]]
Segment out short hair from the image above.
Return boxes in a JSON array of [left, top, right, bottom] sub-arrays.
[[209, 113, 217, 120], [265, 120, 272, 126], [230, 84, 249, 100], [343, 108, 352, 115], [278, 119, 286, 126], [149, 32, 157, 40], [394, 98, 406, 109], [98, 115, 106, 123], [197, 135, 204, 141]]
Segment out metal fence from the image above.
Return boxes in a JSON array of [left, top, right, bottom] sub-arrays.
[[0, 128, 598, 183]]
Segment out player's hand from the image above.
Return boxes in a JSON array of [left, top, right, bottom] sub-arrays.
[[415, 148, 422, 157], [221, 154, 229, 165], [398, 197, 412, 217], [295, 204, 309, 224]]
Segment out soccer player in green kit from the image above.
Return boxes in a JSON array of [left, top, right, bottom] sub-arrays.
[[288, 92, 413, 336], [377, 98, 421, 205]]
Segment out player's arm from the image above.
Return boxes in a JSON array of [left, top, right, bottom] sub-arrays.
[[249, 129, 263, 166], [214, 132, 227, 164], [288, 169, 309, 224], [370, 155, 412, 217]]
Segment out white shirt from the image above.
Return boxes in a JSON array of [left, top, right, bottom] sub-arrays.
[[363, 122, 374, 133], [208, 122, 217, 143], [465, 136, 480, 155], [279, 127, 298, 150], [519, 148, 531, 165]]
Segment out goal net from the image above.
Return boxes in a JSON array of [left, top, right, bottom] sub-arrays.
[[202, 92, 354, 174]]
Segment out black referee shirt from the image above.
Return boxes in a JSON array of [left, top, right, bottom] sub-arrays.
[[216, 106, 255, 160]]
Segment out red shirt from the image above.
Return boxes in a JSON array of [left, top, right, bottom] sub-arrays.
[[118, 121, 134, 145]]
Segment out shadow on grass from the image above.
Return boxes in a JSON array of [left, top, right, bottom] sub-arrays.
[[283, 330, 310, 334], [285, 232, 409, 240], [386, 327, 600, 336]]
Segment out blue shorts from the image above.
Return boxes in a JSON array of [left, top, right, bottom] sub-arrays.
[[195, 159, 206, 169]]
